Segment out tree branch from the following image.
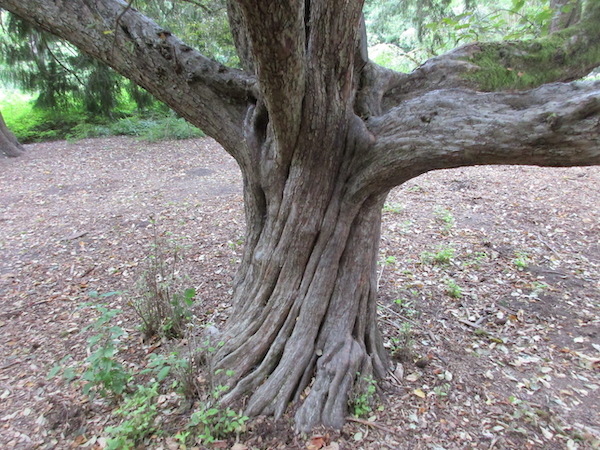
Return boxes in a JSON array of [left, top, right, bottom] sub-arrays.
[[0, 0, 257, 157], [357, 81, 600, 196], [379, 0, 600, 109], [232, 0, 306, 153]]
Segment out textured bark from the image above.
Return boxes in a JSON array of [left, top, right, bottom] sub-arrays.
[[2, 0, 600, 432], [0, 111, 24, 157]]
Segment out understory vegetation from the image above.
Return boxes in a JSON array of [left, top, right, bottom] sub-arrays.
[[0, 88, 204, 143], [48, 238, 248, 448]]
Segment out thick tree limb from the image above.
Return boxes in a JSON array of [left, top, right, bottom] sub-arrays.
[[360, 81, 600, 195], [380, 0, 600, 109], [232, 0, 305, 154], [0, 0, 256, 155]]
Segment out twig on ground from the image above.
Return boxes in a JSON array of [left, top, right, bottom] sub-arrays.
[[347, 416, 403, 437], [535, 233, 561, 257], [379, 303, 417, 325]]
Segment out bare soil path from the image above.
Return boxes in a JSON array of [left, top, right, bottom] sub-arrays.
[[0, 137, 599, 449]]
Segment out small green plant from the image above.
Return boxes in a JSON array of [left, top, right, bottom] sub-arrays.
[[529, 281, 549, 299], [421, 246, 455, 265], [383, 202, 404, 214], [48, 297, 132, 399], [390, 322, 414, 362], [80, 298, 132, 399], [513, 251, 530, 270], [105, 383, 160, 449], [185, 384, 248, 446], [445, 278, 463, 299], [143, 348, 203, 400], [394, 298, 417, 318], [349, 374, 378, 418], [383, 255, 397, 265], [463, 251, 489, 268], [433, 383, 451, 398], [434, 207, 455, 233], [133, 230, 196, 340]]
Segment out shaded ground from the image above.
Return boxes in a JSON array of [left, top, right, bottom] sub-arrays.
[[0, 137, 599, 449]]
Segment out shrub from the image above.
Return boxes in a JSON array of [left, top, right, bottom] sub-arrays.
[[132, 232, 196, 340], [140, 116, 204, 141]]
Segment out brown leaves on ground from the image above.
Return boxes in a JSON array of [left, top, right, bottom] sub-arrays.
[[0, 137, 599, 449]]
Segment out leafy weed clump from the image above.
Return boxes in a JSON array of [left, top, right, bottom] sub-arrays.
[[132, 230, 196, 340]]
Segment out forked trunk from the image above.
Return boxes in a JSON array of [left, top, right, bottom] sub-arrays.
[[212, 113, 390, 431]]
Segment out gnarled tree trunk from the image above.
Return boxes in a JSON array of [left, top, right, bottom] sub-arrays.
[[215, 114, 390, 430], [0, 111, 24, 157]]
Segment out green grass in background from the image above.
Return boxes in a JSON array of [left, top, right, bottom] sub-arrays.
[[0, 88, 204, 143]]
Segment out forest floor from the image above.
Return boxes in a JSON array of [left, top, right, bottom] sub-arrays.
[[0, 136, 599, 450]]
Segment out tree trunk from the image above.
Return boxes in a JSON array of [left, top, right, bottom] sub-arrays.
[[0, 111, 24, 157], [213, 112, 390, 431], [550, 0, 582, 32]]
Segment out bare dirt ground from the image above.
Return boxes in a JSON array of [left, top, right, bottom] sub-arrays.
[[0, 136, 599, 449]]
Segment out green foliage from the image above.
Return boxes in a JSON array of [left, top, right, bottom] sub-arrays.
[[421, 246, 455, 265], [383, 202, 404, 214], [364, 0, 555, 72], [466, 23, 600, 91], [105, 383, 160, 449], [463, 251, 489, 268], [48, 294, 132, 400], [184, 384, 248, 446], [349, 374, 378, 418], [142, 349, 203, 400], [389, 321, 414, 362], [139, 116, 205, 142], [513, 251, 530, 270], [135, 0, 238, 67], [434, 207, 455, 233], [445, 278, 463, 298], [66, 122, 112, 141], [394, 297, 418, 318], [0, 13, 137, 116], [0, 93, 83, 142], [80, 297, 132, 399], [133, 231, 196, 340]]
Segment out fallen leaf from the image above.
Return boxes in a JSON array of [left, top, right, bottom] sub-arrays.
[[307, 436, 325, 450], [231, 444, 248, 450], [413, 388, 426, 398]]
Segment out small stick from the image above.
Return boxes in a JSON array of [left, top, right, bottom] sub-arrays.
[[347, 416, 403, 437]]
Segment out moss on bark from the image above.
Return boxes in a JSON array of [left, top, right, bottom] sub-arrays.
[[464, 1, 600, 91]]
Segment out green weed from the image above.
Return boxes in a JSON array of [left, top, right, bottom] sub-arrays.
[[383, 202, 404, 214], [105, 383, 160, 449], [434, 207, 455, 233], [133, 231, 196, 340], [48, 294, 132, 399], [349, 374, 378, 418], [185, 384, 248, 446], [421, 246, 455, 265], [513, 251, 530, 270], [445, 278, 463, 299]]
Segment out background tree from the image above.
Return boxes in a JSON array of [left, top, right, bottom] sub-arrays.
[[0, 109, 24, 156], [1, 0, 598, 432], [0, 0, 234, 140]]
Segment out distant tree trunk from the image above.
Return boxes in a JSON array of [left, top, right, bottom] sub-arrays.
[[550, 0, 582, 32], [0, 111, 24, 157]]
